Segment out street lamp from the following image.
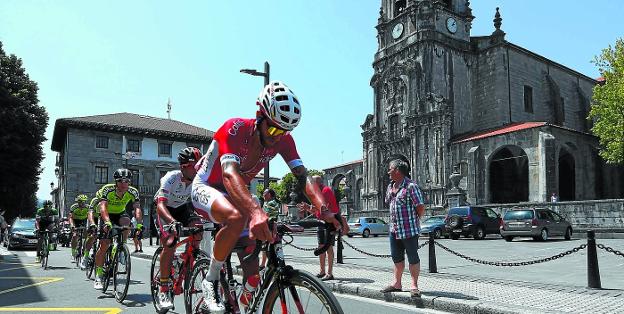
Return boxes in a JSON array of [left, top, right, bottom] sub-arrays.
[[241, 61, 271, 189], [50, 182, 54, 190]]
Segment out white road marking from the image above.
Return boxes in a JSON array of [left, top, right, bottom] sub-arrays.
[[335, 292, 450, 313]]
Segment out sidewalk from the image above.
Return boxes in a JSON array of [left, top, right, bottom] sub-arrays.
[[132, 238, 624, 314]]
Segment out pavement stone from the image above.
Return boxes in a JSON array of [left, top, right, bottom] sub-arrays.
[[131, 237, 624, 314]]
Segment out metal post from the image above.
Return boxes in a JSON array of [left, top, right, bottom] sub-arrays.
[[428, 231, 437, 273], [149, 206, 153, 246], [337, 230, 344, 264], [262, 61, 270, 189], [587, 230, 602, 289]]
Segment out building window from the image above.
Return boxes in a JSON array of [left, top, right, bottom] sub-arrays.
[[95, 136, 109, 149], [95, 166, 108, 184], [158, 142, 172, 157], [523, 85, 533, 113], [560, 97, 565, 122], [394, 0, 406, 17], [127, 139, 141, 153], [389, 115, 400, 139], [129, 169, 140, 187]]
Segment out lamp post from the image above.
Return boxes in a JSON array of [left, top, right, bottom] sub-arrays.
[[241, 61, 270, 189], [426, 178, 432, 214]]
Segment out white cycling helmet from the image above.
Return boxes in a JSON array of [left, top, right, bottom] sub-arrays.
[[256, 81, 301, 131]]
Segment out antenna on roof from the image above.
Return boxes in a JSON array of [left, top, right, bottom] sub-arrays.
[[166, 98, 172, 119]]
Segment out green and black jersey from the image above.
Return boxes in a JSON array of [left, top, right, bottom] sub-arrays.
[[69, 203, 89, 220], [95, 184, 140, 214]]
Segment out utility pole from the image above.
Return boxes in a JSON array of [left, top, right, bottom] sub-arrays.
[[240, 61, 271, 188]]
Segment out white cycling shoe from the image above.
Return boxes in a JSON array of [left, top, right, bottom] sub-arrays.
[[201, 279, 225, 314]]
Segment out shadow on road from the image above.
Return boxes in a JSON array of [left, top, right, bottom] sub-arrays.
[[424, 290, 479, 300], [0, 254, 48, 306]]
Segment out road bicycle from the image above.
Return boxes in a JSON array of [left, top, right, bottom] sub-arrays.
[[73, 226, 86, 267], [186, 218, 344, 314], [100, 225, 134, 302], [38, 230, 55, 270], [85, 225, 100, 279], [150, 222, 212, 314]]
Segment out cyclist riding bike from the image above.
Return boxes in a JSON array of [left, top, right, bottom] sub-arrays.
[[93, 168, 142, 290], [35, 200, 58, 263], [80, 196, 101, 270], [69, 194, 90, 261], [154, 146, 203, 310], [191, 80, 342, 312]]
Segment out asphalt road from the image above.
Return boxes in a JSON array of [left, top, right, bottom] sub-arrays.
[[0, 245, 451, 313], [284, 234, 624, 289]]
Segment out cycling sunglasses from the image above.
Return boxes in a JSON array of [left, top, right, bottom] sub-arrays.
[[115, 178, 131, 183], [266, 125, 288, 136]]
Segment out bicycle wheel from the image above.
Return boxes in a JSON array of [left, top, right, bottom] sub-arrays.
[[150, 246, 172, 314], [185, 258, 211, 314], [41, 236, 49, 270], [85, 241, 96, 280], [102, 245, 114, 293], [113, 244, 132, 302], [262, 269, 343, 314]]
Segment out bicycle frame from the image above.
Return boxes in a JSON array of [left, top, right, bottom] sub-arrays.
[[171, 231, 203, 295]]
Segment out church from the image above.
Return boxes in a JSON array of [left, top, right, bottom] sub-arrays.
[[353, 0, 624, 212]]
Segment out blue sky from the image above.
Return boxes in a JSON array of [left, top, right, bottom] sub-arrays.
[[0, 1, 622, 201]]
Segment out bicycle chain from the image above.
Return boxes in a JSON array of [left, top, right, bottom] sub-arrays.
[[597, 243, 624, 258], [433, 242, 587, 266]]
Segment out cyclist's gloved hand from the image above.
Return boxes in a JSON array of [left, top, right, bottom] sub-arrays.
[[136, 223, 143, 231], [104, 221, 112, 230]]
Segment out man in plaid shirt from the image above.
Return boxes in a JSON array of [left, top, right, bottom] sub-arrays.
[[381, 158, 425, 298]]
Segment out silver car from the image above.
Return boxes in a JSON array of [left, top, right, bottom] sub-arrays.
[[500, 208, 573, 242]]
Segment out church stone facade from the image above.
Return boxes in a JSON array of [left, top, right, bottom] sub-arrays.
[[359, 0, 624, 211]]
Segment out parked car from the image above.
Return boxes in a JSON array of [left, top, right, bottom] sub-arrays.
[[445, 206, 502, 240], [7, 218, 38, 250], [500, 208, 572, 241], [347, 217, 388, 238], [420, 215, 448, 239]]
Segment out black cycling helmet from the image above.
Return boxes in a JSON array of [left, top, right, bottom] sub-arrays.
[[43, 200, 53, 207], [178, 147, 202, 165], [113, 168, 132, 181]]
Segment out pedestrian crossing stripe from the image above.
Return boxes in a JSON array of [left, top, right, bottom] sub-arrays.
[[0, 309, 121, 314], [0, 277, 63, 296]]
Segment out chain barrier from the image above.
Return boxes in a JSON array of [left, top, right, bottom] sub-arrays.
[[597, 243, 624, 258], [340, 238, 429, 258], [434, 241, 587, 266]]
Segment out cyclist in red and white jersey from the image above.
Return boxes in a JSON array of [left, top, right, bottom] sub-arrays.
[[192, 80, 341, 312]]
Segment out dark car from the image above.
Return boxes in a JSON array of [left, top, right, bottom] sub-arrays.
[[7, 218, 38, 250], [445, 206, 502, 240], [500, 208, 573, 241], [420, 215, 448, 239]]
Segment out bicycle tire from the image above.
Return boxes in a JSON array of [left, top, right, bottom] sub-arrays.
[[262, 268, 343, 314], [150, 246, 171, 314], [185, 258, 211, 314], [102, 245, 114, 293], [41, 236, 49, 270], [113, 244, 132, 302], [85, 239, 97, 280]]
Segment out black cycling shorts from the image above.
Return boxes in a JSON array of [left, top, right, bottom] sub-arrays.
[[157, 202, 201, 238], [108, 213, 131, 226]]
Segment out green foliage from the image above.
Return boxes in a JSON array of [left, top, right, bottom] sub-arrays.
[[0, 41, 49, 221], [259, 169, 324, 205], [589, 38, 624, 164]]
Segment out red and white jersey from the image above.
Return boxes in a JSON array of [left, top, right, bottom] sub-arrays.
[[195, 118, 303, 191], [155, 170, 192, 208]]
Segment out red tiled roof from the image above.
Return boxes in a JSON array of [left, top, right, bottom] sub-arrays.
[[452, 122, 547, 144]]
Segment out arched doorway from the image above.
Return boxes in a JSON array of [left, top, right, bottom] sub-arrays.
[[558, 148, 575, 201], [489, 146, 529, 203], [331, 174, 346, 204]]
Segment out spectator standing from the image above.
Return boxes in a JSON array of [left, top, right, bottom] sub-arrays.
[[551, 192, 559, 203], [298, 175, 339, 281], [381, 158, 425, 298], [260, 188, 280, 268]]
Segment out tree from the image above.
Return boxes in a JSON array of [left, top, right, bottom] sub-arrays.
[[589, 38, 624, 164], [256, 169, 324, 205], [0, 41, 49, 221]]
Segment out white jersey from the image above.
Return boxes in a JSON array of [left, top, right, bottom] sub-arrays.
[[155, 170, 192, 209]]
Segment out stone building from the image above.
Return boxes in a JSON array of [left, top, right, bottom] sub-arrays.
[[359, 0, 624, 211], [50, 112, 213, 227]]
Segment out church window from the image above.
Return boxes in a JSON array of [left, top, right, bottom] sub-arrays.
[[389, 115, 400, 139], [394, 0, 406, 17], [443, 0, 452, 10], [523, 85, 533, 113], [560, 97, 565, 122]]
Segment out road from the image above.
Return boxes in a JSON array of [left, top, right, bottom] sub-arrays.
[[283, 234, 624, 289], [0, 245, 451, 313]]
